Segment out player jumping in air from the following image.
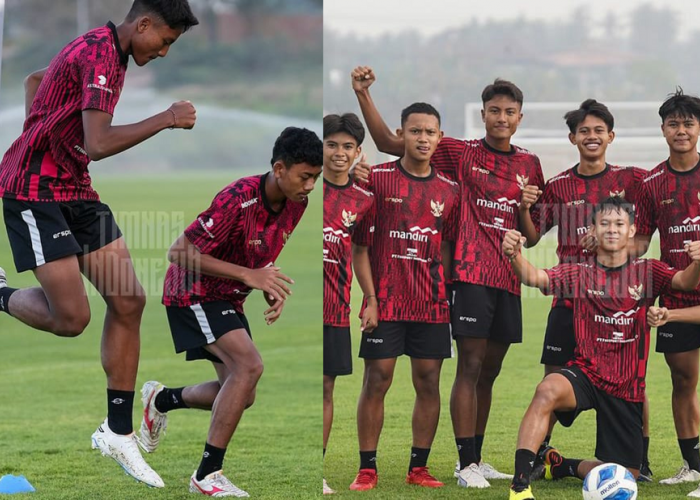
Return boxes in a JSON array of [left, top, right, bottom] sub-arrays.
[[0, 0, 198, 488]]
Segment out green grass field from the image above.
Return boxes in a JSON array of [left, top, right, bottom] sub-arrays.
[[324, 236, 700, 499], [0, 173, 321, 499]]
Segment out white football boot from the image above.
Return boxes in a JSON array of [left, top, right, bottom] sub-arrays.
[[91, 418, 164, 488], [137, 380, 168, 453], [190, 470, 249, 497], [323, 478, 335, 494], [660, 461, 700, 485], [456, 462, 490, 488], [454, 460, 513, 480]]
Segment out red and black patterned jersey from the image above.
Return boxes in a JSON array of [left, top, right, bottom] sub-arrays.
[[531, 164, 647, 307], [431, 137, 544, 295], [163, 173, 307, 311], [636, 160, 700, 309], [355, 160, 459, 323], [545, 258, 676, 402], [323, 178, 375, 327], [0, 22, 127, 202]]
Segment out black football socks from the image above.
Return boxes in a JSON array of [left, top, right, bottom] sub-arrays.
[[107, 389, 134, 435]]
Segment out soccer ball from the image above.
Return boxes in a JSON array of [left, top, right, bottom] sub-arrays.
[[582, 463, 637, 500]]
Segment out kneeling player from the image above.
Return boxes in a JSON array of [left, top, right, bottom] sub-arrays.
[[137, 127, 322, 497], [504, 197, 700, 500]]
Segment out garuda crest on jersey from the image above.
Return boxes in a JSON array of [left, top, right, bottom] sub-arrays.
[[342, 209, 357, 228], [430, 200, 444, 217], [628, 284, 643, 301], [610, 189, 626, 199], [516, 174, 529, 190]]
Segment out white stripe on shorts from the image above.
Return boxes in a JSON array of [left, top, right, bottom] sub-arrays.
[[190, 304, 216, 344], [21, 209, 45, 266]]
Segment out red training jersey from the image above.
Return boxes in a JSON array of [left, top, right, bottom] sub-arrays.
[[431, 137, 544, 295], [163, 173, 306, 312], [0, 22, 127, 201], [323, 178, 375, 327]]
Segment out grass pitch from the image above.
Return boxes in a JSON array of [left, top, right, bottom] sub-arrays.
[[0, 173, 321, 499], [324, 235, 699, 499]]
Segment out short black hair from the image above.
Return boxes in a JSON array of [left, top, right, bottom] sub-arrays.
[[323, 113, 365, 146], [481, 79, 523, 107], [659, 87, 700, 123], [271, 127, 323, 168], [591, 196, 635, 224], [126, 0, 199, 32], [564, 99, 614, 134], [400, 102, 441, 127]]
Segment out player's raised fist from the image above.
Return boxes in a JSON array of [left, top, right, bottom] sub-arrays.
[[351, 66, 375, 92], [579, 228, 598, 253], [350, 155, 371, 183], [647, 306, 669, 327], [685, 240, 700, 262], [520, 184, 542, 210], [168, 100, 197, 130], [502, 229, 525, 260]]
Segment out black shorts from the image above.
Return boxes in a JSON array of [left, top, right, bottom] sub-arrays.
[[2, 199, 122, 272], [323, 325, 352, 376], [359, 321, 452, 360], [656, 321, 700, 353], [554, 366, 643, 470], [450, 283, 522, 343], [540, 306, 576, 366], [166, 301, 251, 363]]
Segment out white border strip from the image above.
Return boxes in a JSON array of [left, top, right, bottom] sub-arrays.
[[190, 304, 216, 344], [21, 209, 45, 266]]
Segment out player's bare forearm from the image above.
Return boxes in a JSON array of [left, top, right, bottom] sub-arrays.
[[82, 110, 174, 161], [511, 254, 549, 292], [82, 101, 195, 161], [168, 233, 254, 282], [672, 261, 700, 292], [666, 306, 700, 325], [352, 243, 376, 298], [518, 208, 541, 247], [630, 234, 652, 258], [24, 68, 47, 117], [354, 89, 404, 156]]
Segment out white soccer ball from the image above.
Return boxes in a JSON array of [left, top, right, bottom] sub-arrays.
[[582, 463, 637, 500]]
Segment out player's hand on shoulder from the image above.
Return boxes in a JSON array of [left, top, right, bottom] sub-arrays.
[[361, 297, 378, 333], [685, 240, 700, 262], [502, 230, 525, 260], [351, 66, 375, 92], [579, 228, 598, 253], [245, 266, 294, 303], [647, 306, 669, 327], [168, 100, 197, 130], [520, 184, 542, 211], [350, 153, 371, 183]]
